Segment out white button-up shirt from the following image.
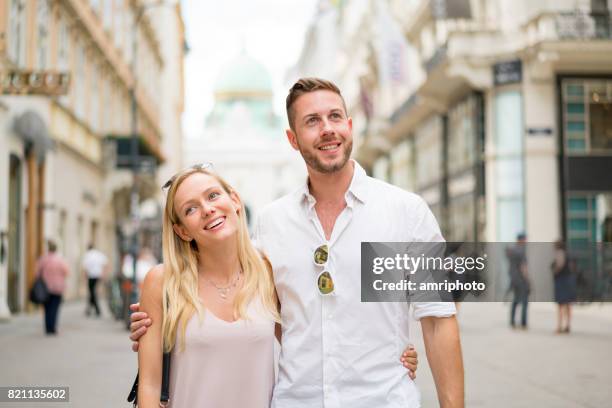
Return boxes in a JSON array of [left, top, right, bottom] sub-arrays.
[[254, 161, 456, 408]]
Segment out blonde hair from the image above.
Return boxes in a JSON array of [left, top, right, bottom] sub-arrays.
[[161, 167, 279, 352]]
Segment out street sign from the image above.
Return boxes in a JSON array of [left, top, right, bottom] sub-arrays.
[[1, 70, 71, 95], [527, 127, 553, 136], [493, 60, 522, 86]]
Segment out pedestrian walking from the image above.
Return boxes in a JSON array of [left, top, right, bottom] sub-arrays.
[[552, 240, 576, 333], [82, 243, 108, 317], [507, 233, 530, 329], [36, 240, 69, 335]]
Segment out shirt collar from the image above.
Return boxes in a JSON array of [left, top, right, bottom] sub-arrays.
[[346, 160, 368, 204], [298, 159, 368, 208]]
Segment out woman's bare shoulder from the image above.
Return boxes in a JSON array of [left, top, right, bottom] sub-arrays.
[[142, 264, 165, 300]]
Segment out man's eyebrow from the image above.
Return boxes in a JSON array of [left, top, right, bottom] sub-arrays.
[[302, 112, 320, 121]]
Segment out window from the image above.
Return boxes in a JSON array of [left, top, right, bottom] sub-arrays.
[[102, 74, 111, 133], [8, 0, 27, 66], [390, 139, 414, 191], [448, 96, 477, 174], [89, 0, 101, 15], [36, 0, 50, 69], [447, 194, 475, 241], [114, 0, 123, 50], [103, 0, 113, 30], [57, 16, 69, 70], [91, 63, 100, 131], [415, 116, 442, 189], [75, 42, 86, 119], [494, 91, 525, 241], [563, 79, 612, 153], [373, 156, 390, 182]]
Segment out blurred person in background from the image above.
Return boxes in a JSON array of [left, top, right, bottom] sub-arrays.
[[136, 247, 158, 290], [507, 233, 530, 329], [551, 240, 576, 334], [82, 243, 109, 317], [36, 240, 70, 335]]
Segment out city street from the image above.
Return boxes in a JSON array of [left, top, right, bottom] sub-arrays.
[[0, 301, 135, 408], [0, 300, 610, 407], [414, 302, 612, 407]]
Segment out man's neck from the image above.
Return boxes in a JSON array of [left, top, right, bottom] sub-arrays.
[[307, 160, 355, 204]]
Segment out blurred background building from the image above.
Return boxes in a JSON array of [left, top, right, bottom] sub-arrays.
[[183, 51, 304, 225], [292, 0, 612, 298], [0, 0, 186, 318]]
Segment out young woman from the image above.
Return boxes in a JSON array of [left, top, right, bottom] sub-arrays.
[[552, 240, 576, 334], [136, 165, 418, 407]]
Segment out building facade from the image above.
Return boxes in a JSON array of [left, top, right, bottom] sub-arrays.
[[293, 0, 612, 299], [0, 0, 185, 318]]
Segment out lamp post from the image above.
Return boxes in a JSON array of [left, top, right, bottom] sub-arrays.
[[126, 0, 170, 327]]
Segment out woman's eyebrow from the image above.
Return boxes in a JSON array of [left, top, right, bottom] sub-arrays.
[[178, 186, 219, 211]]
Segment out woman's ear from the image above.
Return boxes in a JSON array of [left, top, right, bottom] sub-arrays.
[[229, 191, 242, 214], [172, 223, 192, 242]]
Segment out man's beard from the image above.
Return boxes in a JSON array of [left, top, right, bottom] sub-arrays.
[[298, 139, 353, 174]]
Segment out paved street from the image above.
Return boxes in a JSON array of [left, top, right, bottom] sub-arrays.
[[0, 300, 610, 407], [0, 301, 135, 408], [413, 302, 612, 407]]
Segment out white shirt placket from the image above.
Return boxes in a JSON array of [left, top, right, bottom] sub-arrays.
[[308, 198, 355, 408]]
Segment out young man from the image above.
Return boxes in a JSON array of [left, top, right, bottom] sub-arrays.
[[131, 78, 463, 407], [82, 243, 109, 317]]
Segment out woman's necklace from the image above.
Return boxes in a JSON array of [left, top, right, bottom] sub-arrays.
[[204, 270, 241, 300]]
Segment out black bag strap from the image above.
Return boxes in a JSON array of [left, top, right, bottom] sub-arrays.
[[127, 353, 171, 407], [160, 352, 171, 404], [127, 372, 138, 404], [127, 295, 172, 406]]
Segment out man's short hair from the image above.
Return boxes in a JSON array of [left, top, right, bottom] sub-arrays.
[[286, 77, 347, 131], [48, 240, 57, 252]]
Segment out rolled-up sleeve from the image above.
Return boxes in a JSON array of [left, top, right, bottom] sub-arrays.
[[408, 196, 456, 320], [412, 301, 456, 320]]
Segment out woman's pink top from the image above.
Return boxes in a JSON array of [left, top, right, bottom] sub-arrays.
[[37, 253, 69, 295], [168, 299, 275, 408]]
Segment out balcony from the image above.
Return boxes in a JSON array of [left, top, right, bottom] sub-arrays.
[[525, 10, 612, 46], [556, 11, 612, 39]]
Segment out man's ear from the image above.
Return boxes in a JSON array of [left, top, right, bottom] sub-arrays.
[[348, 116, 353, 132], [286, 128, 299, 151], [172, 223, 192, 242]]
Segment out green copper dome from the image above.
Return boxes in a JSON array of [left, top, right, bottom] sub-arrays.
[[214, 53, 273, 96], [206, 51, 283, 133]]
